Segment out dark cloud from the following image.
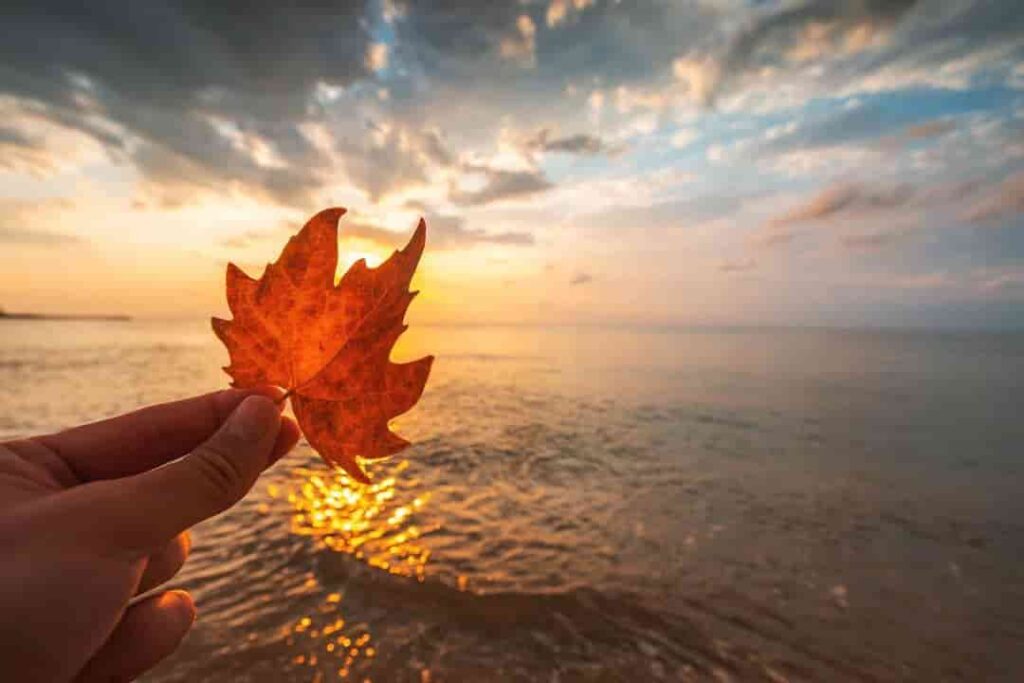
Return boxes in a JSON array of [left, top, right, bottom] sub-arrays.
[[395, 1, 721, 86], [526, 129, 609, 155], [0, 124, 52, 172], [2, 1, 371, 204], [705, 0, 1022, 105], [131, 134, 319, 207], [570, 272, 593, 285], [3, 2, 370, 114], [699, 0, 916, 103], [451, 166, 553, 206], [0, 125, 36, 148]]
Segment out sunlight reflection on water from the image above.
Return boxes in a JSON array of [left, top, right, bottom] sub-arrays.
[[287, 460, 433, 581]]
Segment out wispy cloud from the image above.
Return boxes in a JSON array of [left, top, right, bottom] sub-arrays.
[[960, 170, 1024, 224], [769, 182, 916, 227], [904, 119, 956, 140], [0, 226, 82, 246], [451, 166, 554, 206], [0, 200, 83, 245], [570, 272, 593, 285], [719, 258, 756, 273]]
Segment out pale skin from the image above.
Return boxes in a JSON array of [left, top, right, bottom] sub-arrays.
[[0, 388, 302, 682]]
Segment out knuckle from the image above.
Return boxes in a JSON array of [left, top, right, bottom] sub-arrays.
[[191, 442, 249, 506]]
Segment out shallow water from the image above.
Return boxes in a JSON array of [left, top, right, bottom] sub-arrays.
[[2, 320, 1022, 681]]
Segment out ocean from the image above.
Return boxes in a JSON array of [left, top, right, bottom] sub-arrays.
[[1, 319, 1022, 681]]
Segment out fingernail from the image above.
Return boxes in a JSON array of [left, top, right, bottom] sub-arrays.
[[163, 589, 197, 626], [227, 396, 280, 441], [253, 385, 288, 411]]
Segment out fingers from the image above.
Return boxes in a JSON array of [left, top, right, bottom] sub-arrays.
[[74, 590, 195, 683], [272, 414, 302, 464], [137, 533, 190, 595], [40, 396, 294, 553], [38, 387, 286, 482]]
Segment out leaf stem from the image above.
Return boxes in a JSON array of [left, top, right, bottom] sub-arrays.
[[276, 389, 294, 405]]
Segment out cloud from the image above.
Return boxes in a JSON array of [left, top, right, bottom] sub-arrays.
[[0, 123, 53, 173], [525, 129, 610, 155], [840, 230, 902, 249], [0, 226, 82, 245], [671, 129, 698, 150], [905, 119, 956, 140], [391, 0, 722, 116], [337, 125, 433, 202], [761, 171, 1022, 252], [582, 192, 748, 232], [770, 181, 915, 226], [0, 200, 82, 245], [960, 170, 1024, 224], [451, 166, 554, 206], [220, 210, 534, 252], [366, 43, 390, 72], [761, 101, 969, 157], [546, 0, 596, 28], [672, 55, 721, 106], [719, 258, 756, 273], [330, 122, 460, 204], [757, 230, 797, 248], [345, 213, 533, 250], [706, 0, 918, 103], [699, 0, 1024, 112], [2, 1, 371, 205], [975, 268, 1024, 293], [570, 272, 593, 285], [0, 125, 35, 149], [425, 213, 534, 249], [760, 179, 926, 249], [500, 14, 537, 67]]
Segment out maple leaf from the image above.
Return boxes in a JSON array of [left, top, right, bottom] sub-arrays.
[[212, 207, 433, 483]]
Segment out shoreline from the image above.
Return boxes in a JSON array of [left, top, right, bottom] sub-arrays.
[[0, 312, 132, 322]]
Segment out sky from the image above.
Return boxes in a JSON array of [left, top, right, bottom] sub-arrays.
[[1, 0, 1022, 328]]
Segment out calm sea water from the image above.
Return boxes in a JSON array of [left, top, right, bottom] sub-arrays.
[[1, 320, 1022, 681]]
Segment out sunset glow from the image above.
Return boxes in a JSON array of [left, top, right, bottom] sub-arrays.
[[1, 2, 1021, 328]]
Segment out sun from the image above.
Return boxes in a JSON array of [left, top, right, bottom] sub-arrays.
[[338, 247, 385, 275]]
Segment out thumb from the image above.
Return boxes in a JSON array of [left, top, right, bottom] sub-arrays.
[[60, 395, 284, 553]]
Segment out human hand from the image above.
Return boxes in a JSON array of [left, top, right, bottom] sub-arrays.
[[0, 388, 301, 682]]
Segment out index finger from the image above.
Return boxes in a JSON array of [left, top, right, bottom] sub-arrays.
[[37, 387, 285, 482]]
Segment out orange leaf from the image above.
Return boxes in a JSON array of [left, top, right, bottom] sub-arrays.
[[212, 207, 433, 483]]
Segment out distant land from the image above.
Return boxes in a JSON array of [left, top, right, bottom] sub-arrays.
[[0, 308, 131, 322]]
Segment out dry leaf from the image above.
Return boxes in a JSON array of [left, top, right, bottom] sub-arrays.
[[213, 207, 432, 482]]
